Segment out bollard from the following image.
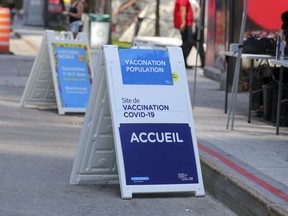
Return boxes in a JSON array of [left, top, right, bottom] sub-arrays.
[[0, 7, 10, 52]]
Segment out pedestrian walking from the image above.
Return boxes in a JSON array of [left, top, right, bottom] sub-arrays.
[[174, 0, 196, 68], [190, 0, 205, 67], [63, 0, 85, 39]]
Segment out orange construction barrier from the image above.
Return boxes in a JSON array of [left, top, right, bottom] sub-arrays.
[[0, 7, 10, 52]]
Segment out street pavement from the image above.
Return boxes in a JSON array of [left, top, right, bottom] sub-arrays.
[[0, 20, 287, 216]]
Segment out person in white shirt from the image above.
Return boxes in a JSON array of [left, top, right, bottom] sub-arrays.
[[189, 0, 205, 67], [189, 0, 200, 32]]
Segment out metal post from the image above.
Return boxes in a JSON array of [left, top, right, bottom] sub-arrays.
[[192, 0, 205, 109], [226, 0, 249, 129]]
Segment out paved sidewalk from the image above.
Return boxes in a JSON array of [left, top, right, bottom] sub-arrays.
[[189, 70, 288, 215], [1, 23, 287, 215]]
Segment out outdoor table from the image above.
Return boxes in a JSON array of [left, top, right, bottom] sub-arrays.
[[270, 59, 288, 135], [219, 51, 273, 123]]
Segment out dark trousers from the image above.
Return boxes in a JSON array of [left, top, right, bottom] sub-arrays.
[[181, 26, 196, 67], [193, 26, 205, 67], [181, 26, 205, 67]]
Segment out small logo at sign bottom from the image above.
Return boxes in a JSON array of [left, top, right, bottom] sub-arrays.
[[131, 177, 150, 182]]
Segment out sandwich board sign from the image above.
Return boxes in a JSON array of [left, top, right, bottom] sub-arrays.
[[20, 30, 93, 115], [70, 45, 205, 199]]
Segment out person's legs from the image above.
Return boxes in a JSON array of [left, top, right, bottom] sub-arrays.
[[198, 42, 205, 67], [69, 21, 83, 38], [181, 27, 195, 67], [193, 26, 205, 67]]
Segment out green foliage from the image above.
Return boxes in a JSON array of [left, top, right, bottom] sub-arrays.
[[112, 39, 132, 49]]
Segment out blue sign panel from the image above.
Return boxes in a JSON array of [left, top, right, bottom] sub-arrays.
[[118, 49, 173, 85], [53, 43, 92, 108], [119, 123, 199, 185]]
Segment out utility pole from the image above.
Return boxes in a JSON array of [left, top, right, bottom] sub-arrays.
[[155, 0, 160, 36]]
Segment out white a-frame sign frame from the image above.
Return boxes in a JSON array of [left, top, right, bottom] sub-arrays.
[[20, 30, 93, 115], [70, 45, 205, 199]]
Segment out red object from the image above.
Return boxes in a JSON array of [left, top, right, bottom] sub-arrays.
[[49, 0, 60, 3], [0, 8, 10, 52], [173, 0, 194, 28], [246, 0, 288, 30]]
